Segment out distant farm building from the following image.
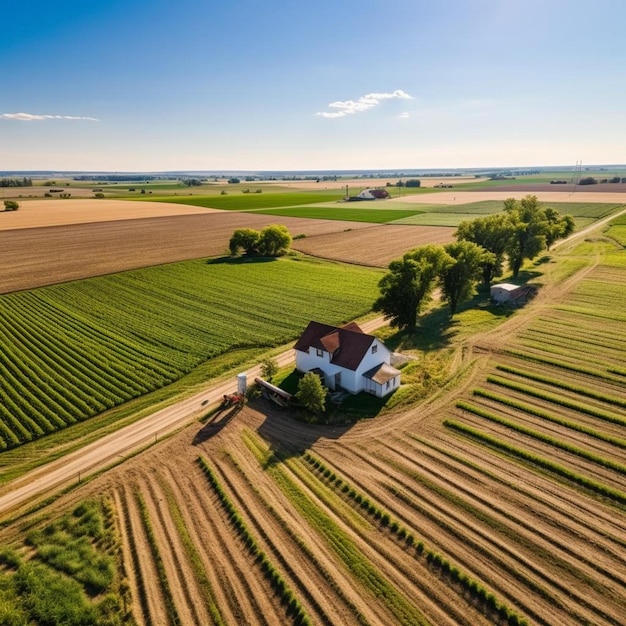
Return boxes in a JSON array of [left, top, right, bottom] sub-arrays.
[[294, 321, 400, 398], [347, 188, 390, 201]]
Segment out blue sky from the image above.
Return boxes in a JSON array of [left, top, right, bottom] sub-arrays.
[[2, 0, 624, 171]]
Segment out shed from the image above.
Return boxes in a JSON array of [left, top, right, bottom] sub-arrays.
[[490, 283, 522, 304]]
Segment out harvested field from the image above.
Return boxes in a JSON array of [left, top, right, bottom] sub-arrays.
[[0, 199, 220, 231], [291, 224, 455, 267], [0, 212, 374, 293]]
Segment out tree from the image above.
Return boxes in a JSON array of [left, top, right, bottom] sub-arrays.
[[3, 200, 19, 211], [503, 195, 549, 278], [260, 357, 278, 381], [439, 241, 492, 315], [256, 224, 292, 256], [543, 207, 575, 249], [295, 372, 326, 414], [455, 213, 513, 287], [373, 245, 452, 330], [229, 228, 259, 256]]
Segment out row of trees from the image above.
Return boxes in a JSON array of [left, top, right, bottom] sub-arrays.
[[374, 196, 574, 330], [0, 177, 32, 187], [229, 224, 292, 257]]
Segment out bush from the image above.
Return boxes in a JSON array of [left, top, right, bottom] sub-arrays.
[[3, 200, 19, 211]]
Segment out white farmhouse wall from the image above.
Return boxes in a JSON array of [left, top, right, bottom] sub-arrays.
[[295, 338, 393, 394]]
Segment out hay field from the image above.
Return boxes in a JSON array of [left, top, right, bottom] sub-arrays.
[[274, 176, 487, 190]]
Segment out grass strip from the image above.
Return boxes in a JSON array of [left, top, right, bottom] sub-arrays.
[[444, 420, 626, 507], [135, 493, 182, 626], [197, 457, 311, 625], [458, 400, 626, 474]]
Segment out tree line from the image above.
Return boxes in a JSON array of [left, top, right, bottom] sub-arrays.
[[1, 177, 32, 187], [374, 195, 574, 330]]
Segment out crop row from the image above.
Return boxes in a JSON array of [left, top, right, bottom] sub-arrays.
[[135, 493, 182, 626], [241, 432, 432, 626], [486, 375, 626, 427], [0, 256, 381, 449], [197, 456, 311, 625], [456, 400, 626, 475], [472, 387, 626, 448], [302, 452, 530, 626], [159, 481, 226, 626], [493, 364, 626, 409], [444, 419, 626, 506], [223, 450, 371, 626]]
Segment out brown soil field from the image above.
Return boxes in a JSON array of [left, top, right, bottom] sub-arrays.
[[0, 198, 220, 231], [0, 212, 376, 293], [291, 224, 455, 267]]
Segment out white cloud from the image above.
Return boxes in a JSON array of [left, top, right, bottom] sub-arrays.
[[397, 111, 410, 119], [1, 112, 99, 122], [316, 89, 413, 118]]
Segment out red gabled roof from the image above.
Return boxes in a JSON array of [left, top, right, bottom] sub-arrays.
[[294, 320, 377, 371]]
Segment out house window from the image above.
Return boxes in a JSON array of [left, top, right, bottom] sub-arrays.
[[371, 344, 378, 354], [316, 348, 324, 357], [386, 381, 390, 389]]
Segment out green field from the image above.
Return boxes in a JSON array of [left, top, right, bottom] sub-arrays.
[[253, 205, 425, 223], [141, 190, 345, 209], [0, 256, 383, 450]]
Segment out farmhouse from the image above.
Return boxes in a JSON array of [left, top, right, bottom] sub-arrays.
[[294, 321, 401, 398], [346, 188, 390, 201]]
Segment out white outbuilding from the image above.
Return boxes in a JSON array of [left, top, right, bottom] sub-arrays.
[[490, 283, 522, 304]]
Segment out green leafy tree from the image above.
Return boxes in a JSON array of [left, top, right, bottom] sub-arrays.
[[229, 228, 260, 256], [455, 213, 513, 287], [256, 224, 292, 256], [503, 195, 549, 277], [3, 200, 19, 211], [295, 372, 326, 414], [260, 357, 278, 381], [440, 241, 492, 315], [373, 245, 452, 330], [544, 207, 575, 249]]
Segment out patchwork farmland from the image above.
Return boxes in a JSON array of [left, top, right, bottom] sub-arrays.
[[0, 193, 625, 624]]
